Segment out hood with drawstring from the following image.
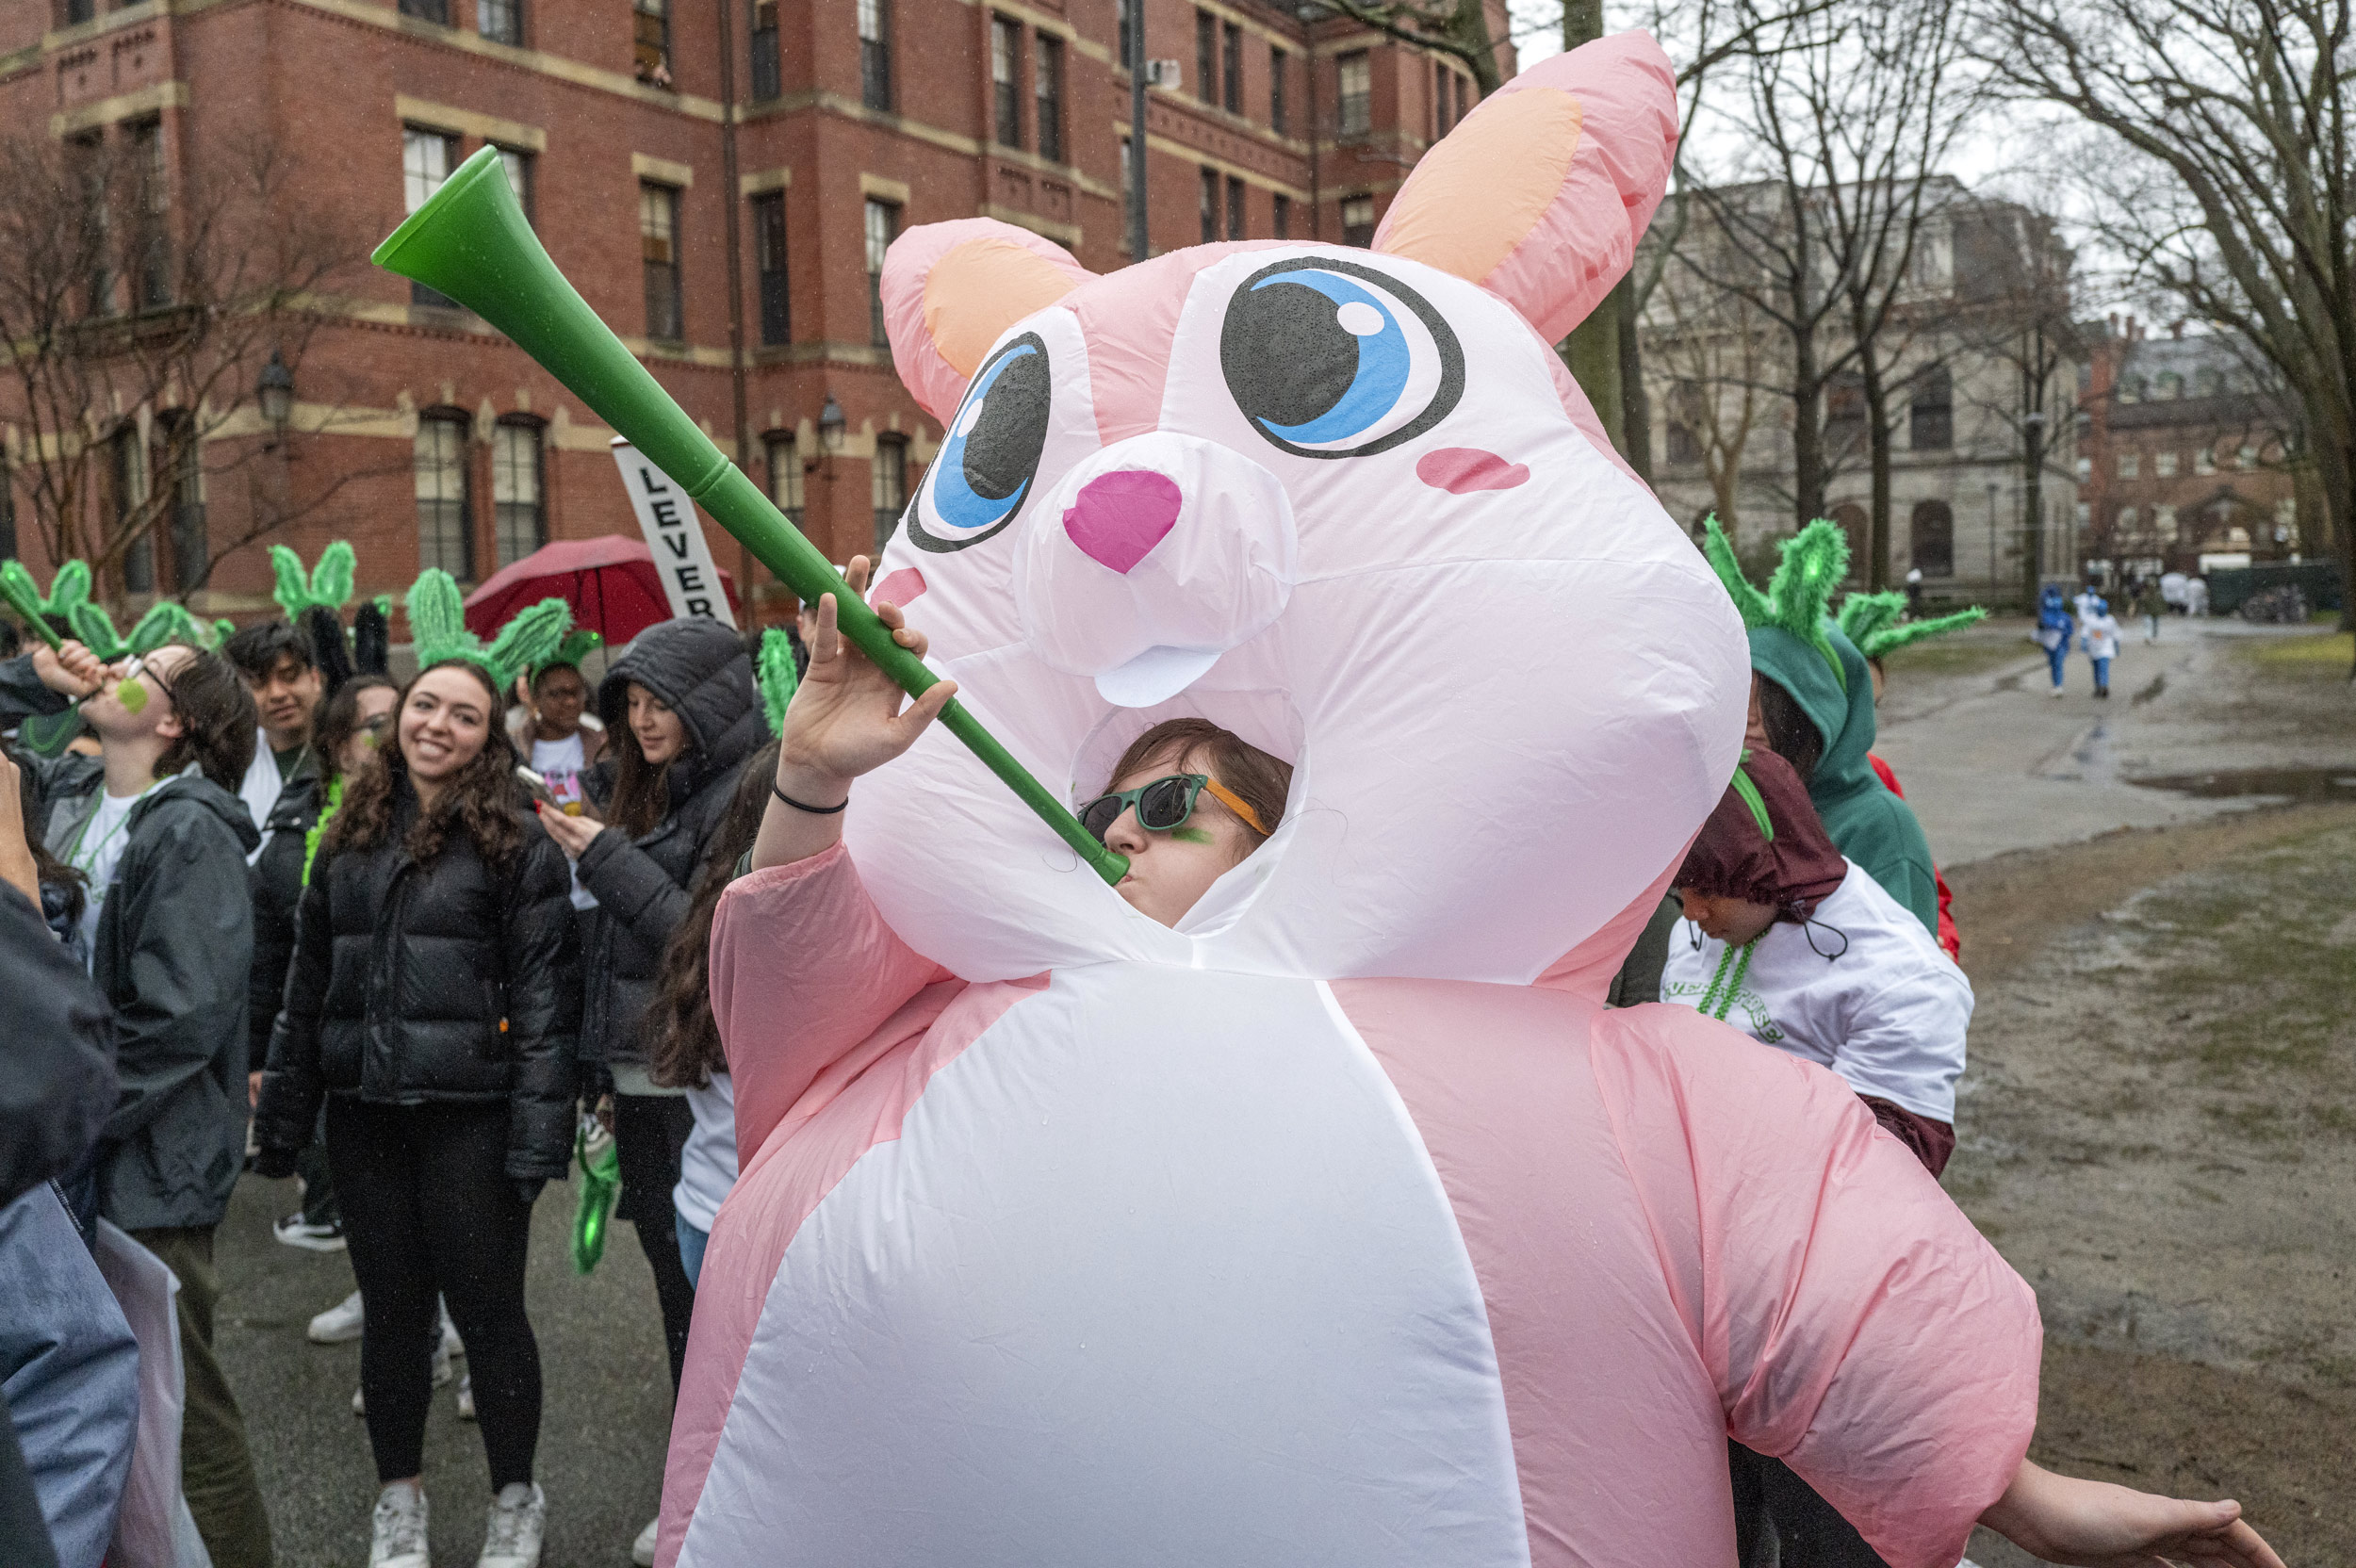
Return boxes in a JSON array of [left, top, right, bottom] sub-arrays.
[[1673, 749, 1848, 923], [1747, 620, 1939, 938]]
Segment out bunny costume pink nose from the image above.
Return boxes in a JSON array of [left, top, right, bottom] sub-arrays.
[[1017, 432, 1298, 708], [1063, 470, 1185, 575]]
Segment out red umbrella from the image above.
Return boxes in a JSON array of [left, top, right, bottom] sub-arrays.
[[461, 534, 739, 646]]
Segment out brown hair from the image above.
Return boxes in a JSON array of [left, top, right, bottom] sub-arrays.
[[154, 650, 259, 793], [1104, 717, 1291, 841], [646, 739, 778, 1090], [313, 674, 399, 790], [605, 683, 691, 840], [1754, 676, 1824, 785], [321, 660, 523, 872]]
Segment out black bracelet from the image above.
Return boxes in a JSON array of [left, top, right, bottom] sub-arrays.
[[773, 779, 848, 815]]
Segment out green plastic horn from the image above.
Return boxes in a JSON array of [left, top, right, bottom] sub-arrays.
[[373, 147, 1126, 886]]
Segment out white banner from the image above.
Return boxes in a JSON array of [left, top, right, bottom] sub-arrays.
[[612, 436, 736, 627]]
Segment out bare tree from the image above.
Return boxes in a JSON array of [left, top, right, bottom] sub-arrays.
[[1669, 0, 1976, 585], [1975, 0, 2355, 653], [1644, 239, 1773, 528], [0, 128, 383, 606]]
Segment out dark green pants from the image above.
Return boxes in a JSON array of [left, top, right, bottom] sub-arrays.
[[133, 1226, 274, 1568]]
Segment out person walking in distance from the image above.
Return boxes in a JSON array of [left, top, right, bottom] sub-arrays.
[[21, 636, 275, 1568], [254, 575, 580, 1568], [2134, 577, 2166, 644], [532, 616, 761, 1566], [2036, 584, 2074, 697], [2081, 596, 2123, 699]]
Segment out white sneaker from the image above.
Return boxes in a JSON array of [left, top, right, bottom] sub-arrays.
[[309, 1289, 365, 1344], [456, 1371, 475, 1421], [2051, 685, 2066, 697], [370, 1481, 430, 1568], [633, 1515, 659, 1566], [477, 1482, 546, 1568]]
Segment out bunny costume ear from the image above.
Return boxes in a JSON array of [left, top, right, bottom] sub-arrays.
[[881, 218, 1097, 423], [1373, 31, 1677, 344]]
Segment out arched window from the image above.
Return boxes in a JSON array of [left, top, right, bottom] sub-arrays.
[[2154, 370, 2183, 400], [1908, 499, 1955, 578], [2117, 373, 2146, 403], [1908, 364, 1953, 450]]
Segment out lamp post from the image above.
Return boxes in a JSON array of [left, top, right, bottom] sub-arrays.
[[256, 349, 294, 447]]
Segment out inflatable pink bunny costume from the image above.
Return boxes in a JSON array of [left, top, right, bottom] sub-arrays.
[[661, 33, 2038, 1568]]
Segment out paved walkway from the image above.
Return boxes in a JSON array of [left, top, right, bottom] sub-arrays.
[[1871, 618, 2356, 869]]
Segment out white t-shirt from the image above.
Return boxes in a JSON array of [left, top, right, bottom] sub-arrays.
[[2081, 612, 2121, 660], [67, 787, 147, 965], [1660, 860, 1973, 1121], [674, 1070, 739, 1234], [532, 731, 599, 911]]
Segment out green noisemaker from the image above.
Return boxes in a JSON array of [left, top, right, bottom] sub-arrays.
[[372, 146, 1128, 887]]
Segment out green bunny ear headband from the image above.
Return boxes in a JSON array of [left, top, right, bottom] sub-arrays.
[[404, 568, 575, 694], [758, 628, 798, 737], [270, 541, 358, 621], [0, 559, 95, 647], [1835, 589, 1988, 661], [125, 600, 216, 655], [551, 628, 602, 669], [1700, 515, 1851, 691]]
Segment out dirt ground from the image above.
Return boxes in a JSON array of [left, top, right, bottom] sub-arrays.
[[1948, 800, 2356, 1567]]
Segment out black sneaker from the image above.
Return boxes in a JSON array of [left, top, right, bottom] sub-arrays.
[[273, 1212, 348, 1252]]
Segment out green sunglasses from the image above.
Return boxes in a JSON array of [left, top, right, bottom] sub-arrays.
[[1077, 773, 1269, 844]]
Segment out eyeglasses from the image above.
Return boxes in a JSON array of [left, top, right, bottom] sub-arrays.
[[1077, 772, 1268, 843]]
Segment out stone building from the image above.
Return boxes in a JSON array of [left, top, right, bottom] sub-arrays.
[[0, 0, 1503, 620], [1640, 180, 2081, 609], [2072, 316, 2307, 581]]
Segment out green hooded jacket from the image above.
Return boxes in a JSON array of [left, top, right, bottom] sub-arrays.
[[1747, 621, 1939, 937]]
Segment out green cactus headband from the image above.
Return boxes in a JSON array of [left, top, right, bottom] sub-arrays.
[[2, 560, 218, 660], [404, 568, 574, 694], [1700, 515, 1850, 691], [758, 627, 798, 737], [0, 559, 92, 646], [1835, 589, 1988, 661], [270, 541, 357, 621]]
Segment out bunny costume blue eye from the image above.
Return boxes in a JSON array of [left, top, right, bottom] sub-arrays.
[[909, 333, 1052, 553], [1219, 258, 1464, 459]]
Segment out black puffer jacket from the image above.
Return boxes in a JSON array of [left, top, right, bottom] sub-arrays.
[[575, 619, 761, 1073], [248, 767, 323, 1067], [256, 778, 582, 1182]]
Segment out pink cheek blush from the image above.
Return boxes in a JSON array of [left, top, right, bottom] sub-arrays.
[[1416, 448, 1530, 494], [872, 567, 927, 607]]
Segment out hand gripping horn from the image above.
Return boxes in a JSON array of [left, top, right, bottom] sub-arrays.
[[373, 146, 1127, 885]]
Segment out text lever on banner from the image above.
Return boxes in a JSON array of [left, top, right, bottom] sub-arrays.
[[612, 435, 737, 627]]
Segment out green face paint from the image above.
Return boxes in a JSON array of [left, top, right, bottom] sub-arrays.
[[115, 679, 146, 713], [1170, 825, 1215, 845]]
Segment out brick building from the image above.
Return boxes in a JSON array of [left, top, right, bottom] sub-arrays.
[[0, 0, 1505, 622], [2073, 316, 2309, 580]]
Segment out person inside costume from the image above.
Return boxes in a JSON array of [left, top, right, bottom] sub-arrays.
[[2080, 595, 2122, 699], [254, 572, 581, 1568], [1704, 519, 1943, 939], [650, 34, 2280, 1568], [2037, 583, 2075, 694]]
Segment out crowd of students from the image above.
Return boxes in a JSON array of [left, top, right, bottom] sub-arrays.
[[0, 526, 2282, 1568]]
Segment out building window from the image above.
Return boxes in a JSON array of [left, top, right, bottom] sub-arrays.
[[1200, 168, 1218, 244], [640, 182, 682, 340], [1117, 0, 1134, 74], [163, 416, 205, 592], [2153, 449, 2177, 478], [415, 413, 472, 578], [1271, 191, 1289, 239], [2195, 367, 2225, 399], [865, 197, 897, 347], [71, 133, 110, 318], [478, 0, 521, 44], [2117, 449, 2138, 479], [2154, 370, 2182, 400], [497, 146, 534, 223], [398, 0, 449, 22], [1195, 11, 1215, 104], [2117, 373, 2145, 403], [492, 418, 546, 566], [2194, 446, 2216, 476], [1907, 364, 1952, 450], [749, 0, 780, 98], [765, 433, 804, 525], [2237, 444, 2257, 470], [402, 127, 460, 307], [1226, 175, 1244, 240], [1269, 47, 1287, 134], [63, 0, 93, 22], [1908, 499, 1954, 578], [1336, 51, 1370, 135], [1824, 370, 1867, 449], [1036, 33, 1064, 162], [634, 0, 671, 84], [1340, 193, 1374, 247], [2074, 501, 2090, 529], [873, 433, 908, 553], [859, 0, 892, 110], [2076, 455, 2091, 481], [990, 17, 1023, 148], [753, 191, 789, 345], [2154, 502, 2178, 539], [1221, 21, 1241, 113], [129, 117, 171, 310], [114, 428, 152, 593], [1665, 381, 1704, 466]]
